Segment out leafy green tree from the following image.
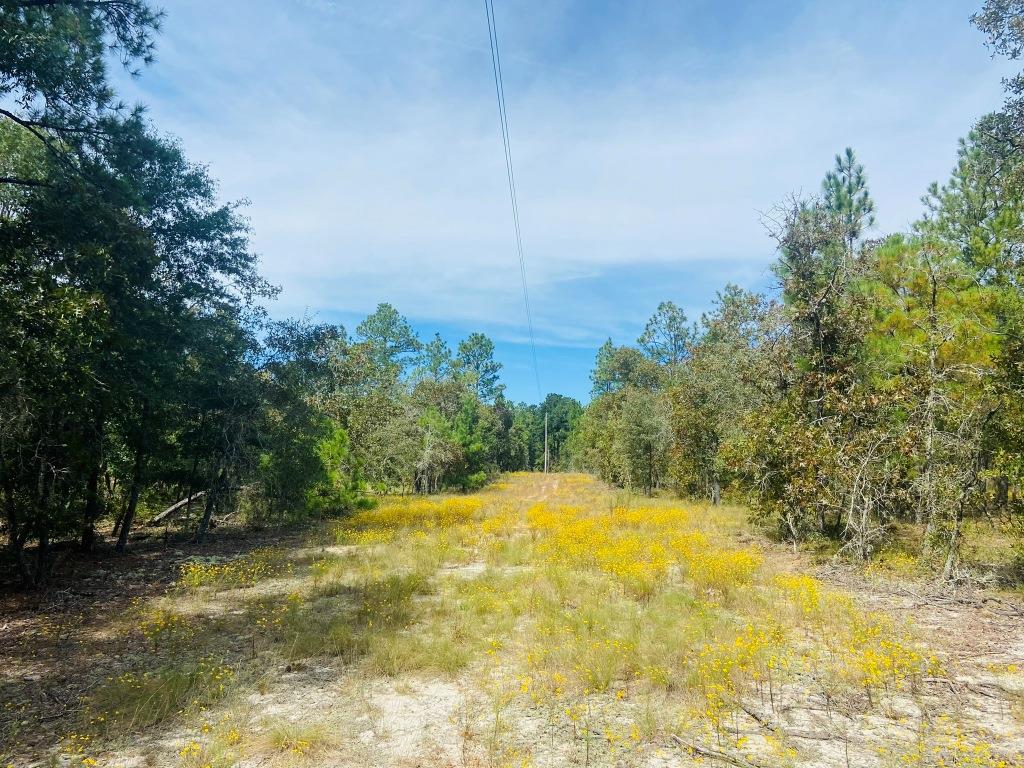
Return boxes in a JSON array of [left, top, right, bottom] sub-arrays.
[[356, 303, 421, 375], [972, 1, 1024, 138], [770, 196, 869, 412], [668, 286, 778, 503], [538, 394, 583, 470], [738, 190, 880, 542], [506, 403, 543, 471], [591, 340, 662, 396], [914, 112, 1024, 572], [451, 396, 501, 490], [0, 108, 276, 574], [864, 235, 999, 573], [415, 407, 462, 494], [574, 334, 669, 493], [419, 333, 455, 381], [0, 0, 162, 173], [457, 332, 505, 402], [569, 394, 624, 484], [619, 388, 671, 494], [638, 301, 693, 367], [0, 120, 45, 211], [245, 320, 350, 525], [305, 425, 366, 516], [920, 115, 1024, 277]]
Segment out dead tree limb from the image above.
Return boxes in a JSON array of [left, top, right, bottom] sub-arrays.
[[149, 491, 206, 526]]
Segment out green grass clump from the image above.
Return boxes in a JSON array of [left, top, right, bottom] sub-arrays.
[[83, 656, 238, 735]]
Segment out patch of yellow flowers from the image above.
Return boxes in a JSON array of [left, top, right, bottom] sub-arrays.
[[526, 502, 760, 600], [692, 622, 785, 731], [349, 497, 482, 530], [139, 606, 195, 652], [178, 547, 290, 592], [885, 715, 1014, 768]]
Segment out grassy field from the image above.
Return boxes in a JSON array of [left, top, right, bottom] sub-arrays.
[[3, 473, 1023, 767]]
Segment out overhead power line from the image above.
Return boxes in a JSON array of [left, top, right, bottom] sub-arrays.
[[483, 0, 543, 404]]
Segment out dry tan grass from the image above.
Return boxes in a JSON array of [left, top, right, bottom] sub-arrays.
[[15, 473, 1024, 768]]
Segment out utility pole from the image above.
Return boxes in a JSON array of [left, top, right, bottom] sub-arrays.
[[544, 412, 549, 473]]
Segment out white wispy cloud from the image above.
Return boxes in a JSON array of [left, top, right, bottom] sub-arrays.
[[118, 0, 1014, 350]]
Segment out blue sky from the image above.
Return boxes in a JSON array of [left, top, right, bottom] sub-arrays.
[[117, 0, 1013, 403]]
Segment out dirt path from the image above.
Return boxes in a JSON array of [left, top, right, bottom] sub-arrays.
[[517, 471, 559, 503]]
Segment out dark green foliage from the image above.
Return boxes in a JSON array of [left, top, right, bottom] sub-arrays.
[[457, 332, 505, 402], [501, 394, 582, 472], [822, 147, 875, 248], [638, 301, 693, 368], [0, 0, 163, 179], [973, 1, 1024, 138], [591, 339, 663, 396], [0, 100, 287, 579], [356, 302, 422, 373], [668, 286, 781, 501]]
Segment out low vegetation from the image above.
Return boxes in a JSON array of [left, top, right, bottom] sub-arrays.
[[3, 474, 1021, 767]]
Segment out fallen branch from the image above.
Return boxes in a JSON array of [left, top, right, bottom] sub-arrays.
[[923, 677, 1019, 699], [739, 703, 777, 731], [149, 491, 206, 526], [670, 735, 767, 768], [788, 729, 840, 742], [740, 703, 838, 742]]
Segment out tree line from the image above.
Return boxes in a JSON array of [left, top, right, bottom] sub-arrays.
[[0, 1, 581, 586], [569, 2, 1024, 579]]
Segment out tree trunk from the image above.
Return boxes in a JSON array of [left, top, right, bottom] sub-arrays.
[[115, 445, 146, 553], [80, 414, 106, 551], [110, 497, 127, 539], [5, 462, 31, 586], [33, 528, 50, 589], [14, 538, 32, 587], [2, 455, 20, 558], [80, 463, 102, 552], [941, 506, 962, 582], [921, 382, 937, 551], [995, 476, 1009, 516], [27, 457, 54, 588], [197, 467, 226, 543], [921, 269, 940, 551], [184, 453, 201, 525]]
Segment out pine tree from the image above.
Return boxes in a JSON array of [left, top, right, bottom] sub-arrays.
[[822, 147, 876, 253]]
